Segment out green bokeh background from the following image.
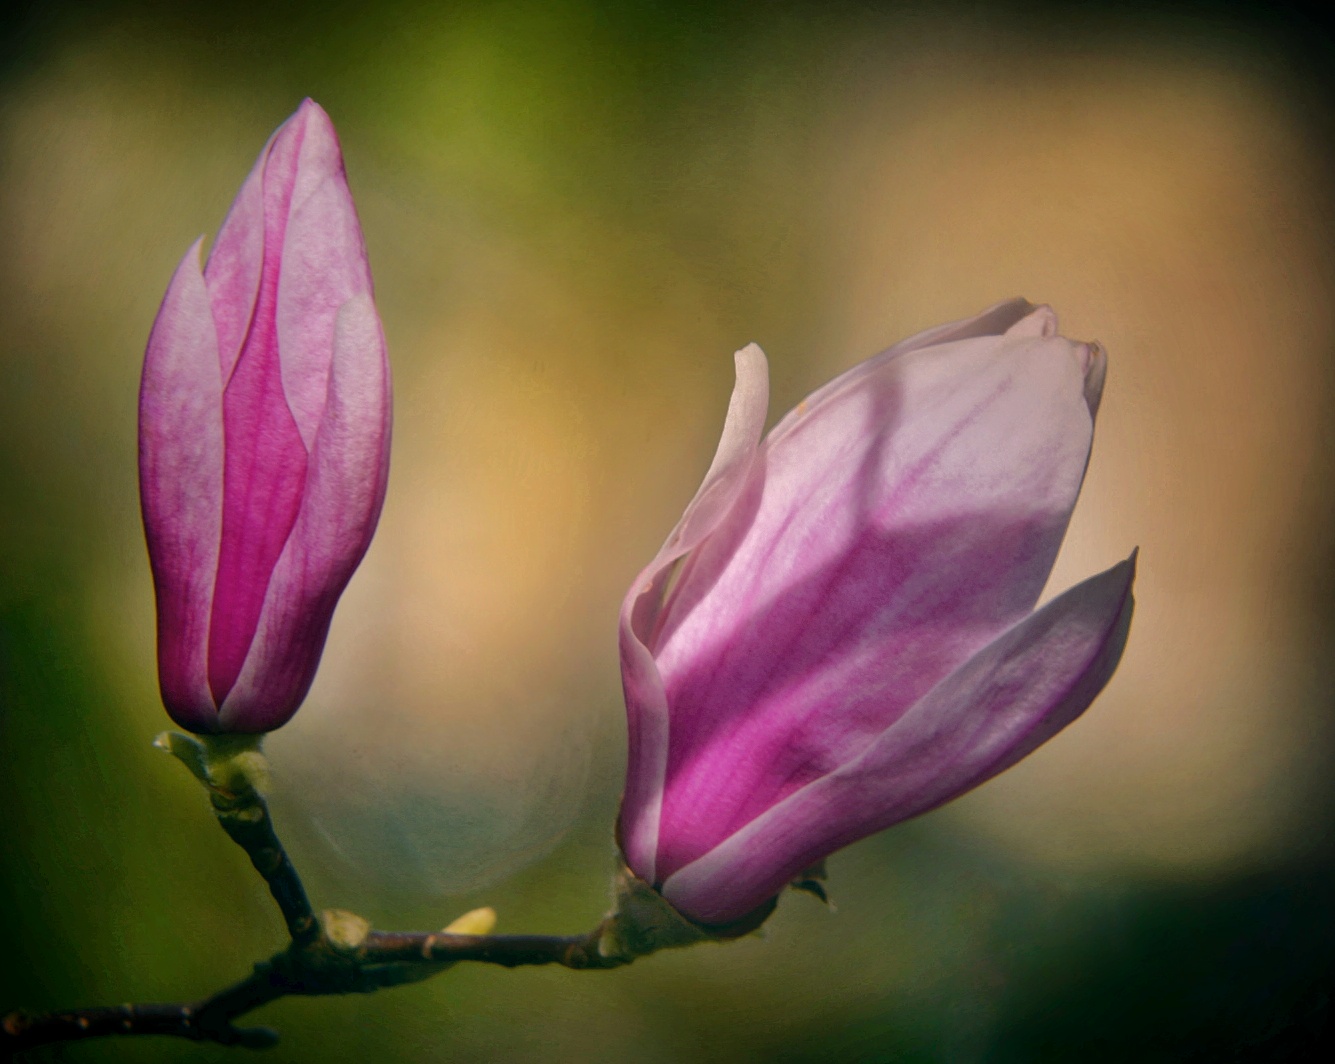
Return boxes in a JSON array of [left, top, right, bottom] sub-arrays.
[[3, 1, 1334, 1060]]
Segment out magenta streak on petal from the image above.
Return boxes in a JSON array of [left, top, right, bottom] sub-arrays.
[[650, 335, 1095, 881], [206, 117, 310, 706], [662, 553, 1136, 925]]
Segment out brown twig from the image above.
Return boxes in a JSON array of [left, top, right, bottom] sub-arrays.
[[1, 921, 624, 1057], [2, 968, 284, 1056], [361, 928, 623, 972]]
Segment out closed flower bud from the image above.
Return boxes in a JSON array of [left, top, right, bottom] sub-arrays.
[[139, 100, 391, 734], [618, 300, 1135, 927]]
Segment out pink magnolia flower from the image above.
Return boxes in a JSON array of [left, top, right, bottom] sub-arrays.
[[618, 300, 1135, 927], [139, 100, 390, 734]]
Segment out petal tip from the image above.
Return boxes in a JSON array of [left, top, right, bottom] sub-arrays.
[[734, 342, 769, 387], [276, 98, 341, 168], [291, 96, 331, 128]]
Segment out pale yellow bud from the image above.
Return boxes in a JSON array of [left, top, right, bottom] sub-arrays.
[[443, 907, 497, 936]]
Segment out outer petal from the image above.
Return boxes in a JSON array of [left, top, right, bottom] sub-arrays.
[[219, 294, 391, 731], [618, 344, 769, 884], [650, 307, 1104, 880], [275, 100, 374, 450], [139, 240, 225, 731], [663, 552, 1137, 925]]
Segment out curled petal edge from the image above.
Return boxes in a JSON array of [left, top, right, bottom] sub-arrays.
[[618, 344, 770, 884]]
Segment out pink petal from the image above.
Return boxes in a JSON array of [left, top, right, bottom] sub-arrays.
[[618, 343, 769, 884], [219, 294, 391, 731], [276, 100, 374, 450], [138, 240, 225, 731], [650, 306, 1104, 881], [663, 552, 1136, 925]]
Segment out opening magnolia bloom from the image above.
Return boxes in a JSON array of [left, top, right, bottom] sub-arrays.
[[139, 100, 391, 734], [618, 300, 1135, 927]]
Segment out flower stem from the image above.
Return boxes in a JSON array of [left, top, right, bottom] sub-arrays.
[[208, 772, 319, 945], [154, 730, 319, 945]]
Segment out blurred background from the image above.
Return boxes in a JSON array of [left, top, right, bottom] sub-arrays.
[[3, 0, 1334, 1060]]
